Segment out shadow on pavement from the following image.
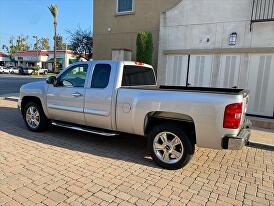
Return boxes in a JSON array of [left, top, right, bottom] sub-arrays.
[[0, 106, 159, 169]]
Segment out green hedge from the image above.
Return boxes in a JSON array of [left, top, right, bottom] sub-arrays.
[[136, 32, 153, 65]]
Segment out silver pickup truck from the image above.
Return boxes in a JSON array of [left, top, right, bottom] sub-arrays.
[[19, 61, 251, 170]]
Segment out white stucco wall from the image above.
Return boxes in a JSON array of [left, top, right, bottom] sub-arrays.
[[47, 52, 71, 69], [158, 0, 274, 84]]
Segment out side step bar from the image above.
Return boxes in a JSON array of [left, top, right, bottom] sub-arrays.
[[52, 121, 119, 137]]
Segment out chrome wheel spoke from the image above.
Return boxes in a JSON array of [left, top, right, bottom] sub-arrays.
[[159, 133, 168, 143], [29, 107, 34, 114], [154, 143, 164, 151], [34, 111, 39, 117], [26, 114, 31, 121], [33, 119, 39, 126], [171, 150, 182, 158], [170, 136, 181, 147], [163, 152, 170, 161]]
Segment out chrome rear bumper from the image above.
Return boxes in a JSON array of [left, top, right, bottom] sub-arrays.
[[227, 129, 251, 150], [222, 119, 252, 150]]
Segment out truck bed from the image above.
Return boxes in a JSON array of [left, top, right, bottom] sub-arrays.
[[122, 85, 249, 96]]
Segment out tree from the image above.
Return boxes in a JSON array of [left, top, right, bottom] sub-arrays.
[[56, 35, 66, 50], [2, 35, 30, 56], [136, 32, 153, 65], [41, 38, 50, 50], [48, 4, 58, 72], [67, 28, 93, 60], [33, 37, 50, 50]]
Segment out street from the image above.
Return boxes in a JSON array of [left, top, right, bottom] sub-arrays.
[[0, 99, 273, 206], [0, 74, 46, 95]]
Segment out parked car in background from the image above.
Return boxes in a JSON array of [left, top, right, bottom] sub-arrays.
[[38, 68, 48, 75], [21, 67, 34, 75], [0, 66, 4, 73], [2, 66, 11, 74], [9, 67, 20, 74]]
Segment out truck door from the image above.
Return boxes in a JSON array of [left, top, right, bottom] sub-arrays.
[[84, 63, 115, 130], [46, 64, 89, 125]]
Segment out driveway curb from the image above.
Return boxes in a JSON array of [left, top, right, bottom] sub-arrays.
[[0, 93, 19, 102], [2, 97, 19, 102], [248, 141, 274, 151]]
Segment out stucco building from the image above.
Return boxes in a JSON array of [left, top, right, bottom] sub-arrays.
[[93, 0, 181, 67], [93, 0, 274, 118], [13, 50, 78, 71], [0, 52, 11, 66], [158, 0, 274, 118]]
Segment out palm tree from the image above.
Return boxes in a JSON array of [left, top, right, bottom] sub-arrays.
[[48, 4, 58, 73]]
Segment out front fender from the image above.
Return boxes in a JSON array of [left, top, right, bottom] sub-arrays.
[[19, 81, 49, 116]]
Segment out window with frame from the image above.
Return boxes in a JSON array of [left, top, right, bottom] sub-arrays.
[[117, 0, 133, 13], [59, 64, 88, 88], [91, 64, 111, 88]]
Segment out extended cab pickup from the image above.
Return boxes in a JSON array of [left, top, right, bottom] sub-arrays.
[[19, 61, 251, 169]]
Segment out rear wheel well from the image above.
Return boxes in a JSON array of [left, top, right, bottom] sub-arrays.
[[145, 115, 196, 146], [21, 96, 43, 114]]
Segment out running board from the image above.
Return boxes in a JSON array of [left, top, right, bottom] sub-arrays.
[[51, 121, 118, 136]]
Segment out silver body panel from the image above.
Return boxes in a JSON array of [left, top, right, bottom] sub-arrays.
[[19, 60, 248, 150], [84, 61, 118, 130], [47, 86, 86, 125], [116, 88, 246, 149]]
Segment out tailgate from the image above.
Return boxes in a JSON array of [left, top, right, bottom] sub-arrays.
[[240, 91, 249, 127]]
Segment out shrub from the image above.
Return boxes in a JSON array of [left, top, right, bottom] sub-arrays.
[[31, 66, 40, 75], [136, 32, 153, 65]]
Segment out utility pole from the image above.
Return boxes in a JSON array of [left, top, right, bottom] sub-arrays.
[[33, 36, 39, 75]]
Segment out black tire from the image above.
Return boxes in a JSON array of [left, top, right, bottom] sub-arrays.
[[23, 101, 49, 132], [148, 123, 194, 170]]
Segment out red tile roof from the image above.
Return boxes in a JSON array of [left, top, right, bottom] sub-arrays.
[[13, 50, 77, 57], [0, 52, 8, 57], [14, 51, 49, 57]]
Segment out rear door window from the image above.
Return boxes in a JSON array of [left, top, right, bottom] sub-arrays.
[[91, 64, 111, 88]]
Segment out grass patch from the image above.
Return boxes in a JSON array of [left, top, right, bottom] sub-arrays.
[[31, 73, 57, 78]]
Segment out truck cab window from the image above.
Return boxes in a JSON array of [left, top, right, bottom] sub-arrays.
[[91, 64, 111, 88], [59, 64, 88, 87], [122, 66, 156, 86]]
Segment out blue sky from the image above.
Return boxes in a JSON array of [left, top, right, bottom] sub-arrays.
[[0, 0, 93, 52]]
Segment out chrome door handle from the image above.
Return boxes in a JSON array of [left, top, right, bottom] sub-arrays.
[[72, 92, 82, 97]]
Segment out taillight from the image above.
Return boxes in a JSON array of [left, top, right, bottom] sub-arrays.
[[223, 103, 243, 129]]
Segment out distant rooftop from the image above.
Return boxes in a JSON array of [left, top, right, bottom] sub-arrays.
[[0, 52, 8, 57], [13, 50, 76, 57]]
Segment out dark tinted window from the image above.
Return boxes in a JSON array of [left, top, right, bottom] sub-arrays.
[[117, 0, 133, 13], [91, 64, 111, 88], [122, 66, 156, 86]]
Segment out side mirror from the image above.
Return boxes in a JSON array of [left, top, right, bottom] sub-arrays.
[[46, 76, 58, 86]]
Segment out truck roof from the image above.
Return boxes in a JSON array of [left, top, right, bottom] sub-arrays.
[[83, 60, 153, 68]]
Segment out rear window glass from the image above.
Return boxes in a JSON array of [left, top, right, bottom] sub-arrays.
[[122, 66, 156, 86]]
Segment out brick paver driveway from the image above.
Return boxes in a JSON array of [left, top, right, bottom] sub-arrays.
[[0, 100, 274, 206]]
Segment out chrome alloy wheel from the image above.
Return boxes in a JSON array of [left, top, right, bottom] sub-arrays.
[[153, 132, 184, 164], [26, 106, 40, 129]]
